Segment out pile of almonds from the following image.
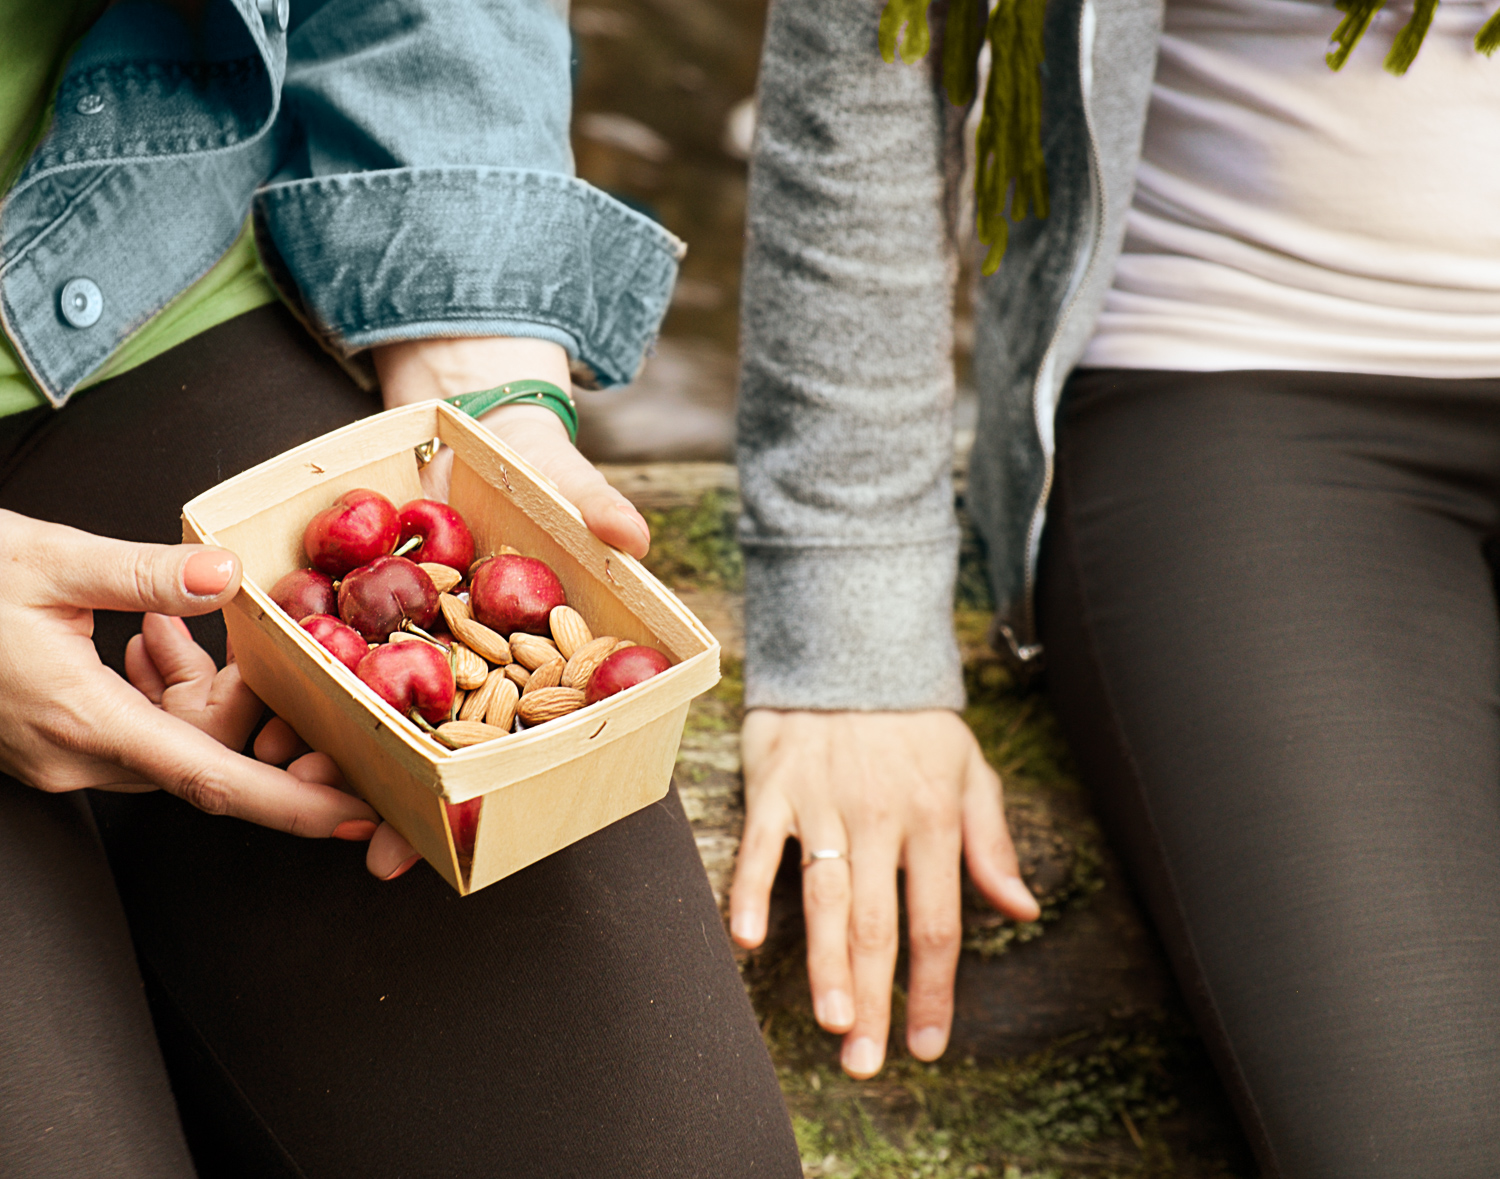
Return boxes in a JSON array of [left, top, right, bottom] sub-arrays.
[[436, 591, 643, 746]]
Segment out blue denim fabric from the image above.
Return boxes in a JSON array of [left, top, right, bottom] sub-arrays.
[[0, 0, 682, 405]]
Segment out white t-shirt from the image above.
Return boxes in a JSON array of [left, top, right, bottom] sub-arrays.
[[1079, 0, 1500, 377]]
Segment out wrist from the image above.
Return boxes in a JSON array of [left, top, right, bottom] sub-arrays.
[[372, 336, 572, 410]]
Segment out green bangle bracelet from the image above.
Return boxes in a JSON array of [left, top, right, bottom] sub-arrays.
[[444, 380, 579, 445]]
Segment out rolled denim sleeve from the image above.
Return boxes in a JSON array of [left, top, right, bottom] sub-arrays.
[[253, 0, 681, 386]]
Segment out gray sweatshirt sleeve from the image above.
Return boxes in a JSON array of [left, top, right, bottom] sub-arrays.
[[736, 0, 965, 712]]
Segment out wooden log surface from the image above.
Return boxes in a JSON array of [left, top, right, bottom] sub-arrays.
[[614, 461, 1258, 1177]]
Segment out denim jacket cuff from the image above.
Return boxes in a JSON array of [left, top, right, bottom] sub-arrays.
[[253, 167, 684, 388]]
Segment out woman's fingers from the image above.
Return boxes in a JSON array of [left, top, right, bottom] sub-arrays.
[[14, 514, 241, 616], [484, 409, 651, 558], [841, 838, 901, 1078], [728, 787, 793, 949], [962, 748, 1040, 921], [902, 810, 964, 1061], [288, 752, 379, 843], [124, 633, 167, 704], [198, 660, 270, 752], [90, 674, 377, 835], [146, 615, 206, 688], [254, 716, 311, 765], [801, 842, 856, 1034], [286, 750, 345, 788], [367, 820, 421, 880]]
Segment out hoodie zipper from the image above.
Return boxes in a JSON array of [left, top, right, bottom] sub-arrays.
[[1003, 0, 1104, 663]]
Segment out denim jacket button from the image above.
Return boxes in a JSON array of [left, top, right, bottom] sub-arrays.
[[76, 94, 105, 116], [59, 279, 104, 329], [256, 0, 289, 30]]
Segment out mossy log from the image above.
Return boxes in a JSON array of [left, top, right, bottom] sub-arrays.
[[609, 463, 1257, 1178]]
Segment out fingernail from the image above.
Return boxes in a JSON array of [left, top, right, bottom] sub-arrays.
[[909, 1026, 948, 1061], [843, 1037, 883, 1077], [184, 551, 235, 596], [332, 819, 377, 841], [617, 503, 649, 544], [1001, 877, 1041, 918], [731, 912, 759, 943], [384, 852, 422, 881], [817, 989, 854, 1029]]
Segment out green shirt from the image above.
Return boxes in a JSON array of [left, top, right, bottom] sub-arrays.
[[0, 0, 278, 418]]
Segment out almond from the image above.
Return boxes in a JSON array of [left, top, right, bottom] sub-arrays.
[[524, 657, 565, 694], [451, 688, 467, 721], [510, 632, 561, 671], [562, 635, 618, 691], [420, 563, 463, 594], [387, 631, 423, 644], [459, 666, 501, 720], [612, 639, 637, 653], [548, 605, 593, 659], [449, 615, 512, 665], [516, 687, 585, 725], [503, 663, 531, 689], [497, 545, 522, 556], [451, 643, 490, 690], [485, 676, 520, 731], [439, 592, 472, 632], [436, 720, 510, 748]]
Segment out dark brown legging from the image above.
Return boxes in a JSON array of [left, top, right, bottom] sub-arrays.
[[0, 305, 800, 1179], [1038, 367, 1500, 1178]]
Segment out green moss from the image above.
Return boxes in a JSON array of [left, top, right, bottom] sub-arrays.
[[683, 653, 744, 735], [649, 483, 1244, 1178], [960, 830, 1104, 957], [640, 488, 744, 591], [961, 652, 1077, 795], [778, 1030, 1194, 1178]]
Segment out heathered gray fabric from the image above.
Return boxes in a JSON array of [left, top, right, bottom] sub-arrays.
[[738, 0, 965, 711], [738, 0, 1164, 710]]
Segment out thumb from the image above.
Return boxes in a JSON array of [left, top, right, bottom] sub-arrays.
[[482, 410, 651, 558], [25, 517, 241, 615]]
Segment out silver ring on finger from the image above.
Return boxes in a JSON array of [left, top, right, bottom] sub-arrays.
[[800, 847, 848, 869]]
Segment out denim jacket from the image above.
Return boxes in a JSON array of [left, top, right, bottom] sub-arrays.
[[1, 0, 684, 404], [736, 0, 1162, 711]]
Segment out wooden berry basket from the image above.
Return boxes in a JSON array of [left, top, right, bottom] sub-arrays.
[[181, 401, 720, 894]]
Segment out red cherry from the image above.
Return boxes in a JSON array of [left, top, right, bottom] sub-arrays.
[[300, 614, 369, 673], [337, 556, 440, 643], [398, 500, 475, 572], [356, 642, 455, 724], [446, 797, 482, 861], [270, 568, 338, 621], [304, 489, 400, 578], [585, 646, 672, 705], [469, 554, 566, 636]]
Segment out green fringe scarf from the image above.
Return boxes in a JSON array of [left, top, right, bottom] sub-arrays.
[[880, 0, 1500, 274]]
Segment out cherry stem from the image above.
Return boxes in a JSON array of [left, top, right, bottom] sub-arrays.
[[393, 535, 423, 559], [409, 709, 459, 748], [399, 619, 447, 649]]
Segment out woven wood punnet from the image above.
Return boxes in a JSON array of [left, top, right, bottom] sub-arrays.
[[182, 401, 720, 894]]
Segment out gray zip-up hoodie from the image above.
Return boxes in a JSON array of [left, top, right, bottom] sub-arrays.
[[737, 0, 1164, 710]]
